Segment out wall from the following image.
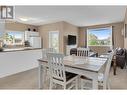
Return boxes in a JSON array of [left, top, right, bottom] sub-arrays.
[[78, 27, 87, 47], [5, 20, 38, 32], [62, 22, 79, 54], [78, 22, 124, 54], [38, 21, 79, 53], [124, 8, 127, 49], [38, 21, 64, 52], [0, 22, 5, 36]]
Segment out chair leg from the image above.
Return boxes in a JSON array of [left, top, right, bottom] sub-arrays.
[[107, 81, 110, 89], [53, 83, 57, 89], [63, 85, 66, 89], [80, 79, 84, 89], [75, 78, 78, 89], [124, 63, 127, 69], [49, 79, 53, 89], [78, 75, 81, 89]]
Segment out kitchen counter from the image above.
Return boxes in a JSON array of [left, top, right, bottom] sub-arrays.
[[0, 47, 42, 53], [0, 48, 42, 78]]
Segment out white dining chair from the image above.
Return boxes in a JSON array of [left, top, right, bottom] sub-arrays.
[[47, 53, 79, 89], [80, 52, 114, 89], [47, 48, 56, 53], [41, 48, 56, 86], [77, 48, 90, 57], [42, 48, 56, 58], [99, 52, 111, 58], [42, 49, 47, 58]]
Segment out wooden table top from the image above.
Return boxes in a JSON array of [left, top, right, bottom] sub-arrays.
[[38, 55, 107, 73]]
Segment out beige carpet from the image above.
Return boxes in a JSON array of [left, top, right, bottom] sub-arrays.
[[110, 67, 127, 89], [0, 67, 126, 89]]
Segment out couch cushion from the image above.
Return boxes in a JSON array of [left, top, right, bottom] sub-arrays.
[[116, 48, 124, 55]]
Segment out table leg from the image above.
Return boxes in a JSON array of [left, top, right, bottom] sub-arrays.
[[113, 60, 116, 75], [42, 65, 47, 89], [92, 76, 98, 89], [38, 62, 47, 89], [38, 63, 42, 89], [77, 75, 81, 89]]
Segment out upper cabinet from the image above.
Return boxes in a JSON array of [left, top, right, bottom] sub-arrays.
[[25, 31, 40, 41]]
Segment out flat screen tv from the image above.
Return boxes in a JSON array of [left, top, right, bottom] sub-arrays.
[[68, 35, 76, 45]]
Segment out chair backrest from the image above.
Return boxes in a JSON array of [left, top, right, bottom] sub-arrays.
[[47, 53, 66, 82], [42, 49, 47, 58], [104, 52, 114, 78], [77, 48, 89, 57], [47, 48, 56, 53], [103, 52, 114, 88], [42, 48, 56, 58]]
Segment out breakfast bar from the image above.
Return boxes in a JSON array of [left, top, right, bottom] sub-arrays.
[[0, 48, 42, 78]]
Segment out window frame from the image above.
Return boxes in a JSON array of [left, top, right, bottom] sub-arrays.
[[87, 26, 113, 47]]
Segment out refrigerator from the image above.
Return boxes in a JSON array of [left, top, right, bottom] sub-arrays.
[[29, 37, 41, 48], [25, 31, 42, 48]]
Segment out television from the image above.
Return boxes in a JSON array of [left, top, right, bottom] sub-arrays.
[[68, 35, 76, 45]]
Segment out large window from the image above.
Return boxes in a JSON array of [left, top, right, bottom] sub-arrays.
[[87, 27, 112, 46], [4, 31, 25, 46]]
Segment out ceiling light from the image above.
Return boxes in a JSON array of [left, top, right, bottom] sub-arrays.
[[19, 17, 29, 21]]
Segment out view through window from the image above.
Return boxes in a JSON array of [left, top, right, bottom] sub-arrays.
[[4, 31, 24, 46], [87, 27, 112, 46]]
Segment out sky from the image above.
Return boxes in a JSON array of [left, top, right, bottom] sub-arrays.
[[88, 28, 112, 40], [0, 32, 3, 36], [8, 32, 24, 39]]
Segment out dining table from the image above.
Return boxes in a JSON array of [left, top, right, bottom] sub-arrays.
[[38, 55, 107, 89], [99, 53, 116, 75]]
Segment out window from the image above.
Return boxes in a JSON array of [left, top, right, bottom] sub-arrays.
[[0, 32, 3, 41], [4, 31, 25, 46], [87, 27, 112, 46], [49, 31, 59, 52]]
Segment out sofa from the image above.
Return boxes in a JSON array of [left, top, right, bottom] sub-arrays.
[[70, 48, 77, 55], [115, 48, 127, 69], [70, 48, 98, 57]]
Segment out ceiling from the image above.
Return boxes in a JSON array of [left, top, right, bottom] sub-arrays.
[[14, 6, 127, 26]]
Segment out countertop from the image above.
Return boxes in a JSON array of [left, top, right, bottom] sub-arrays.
[[0, 47, 42, 53]]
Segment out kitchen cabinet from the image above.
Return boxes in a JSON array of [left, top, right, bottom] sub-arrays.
[[0, 49, 42, 78]]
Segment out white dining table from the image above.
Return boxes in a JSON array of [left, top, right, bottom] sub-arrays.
[[38, 55, 107, 89]]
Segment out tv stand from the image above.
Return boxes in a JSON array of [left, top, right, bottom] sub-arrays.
[[66, 45, 77, 55]]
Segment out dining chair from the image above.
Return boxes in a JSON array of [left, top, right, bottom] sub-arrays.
[[99, 53, 111, 58], [42, 49, 47, 58], [77, 48, 89, 57], [80, 52, 114, 89], [41, 48, 56, 85], [47, 53, 79, 89], [47, 48, 56, 53], [42, 48, 56, 58]]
